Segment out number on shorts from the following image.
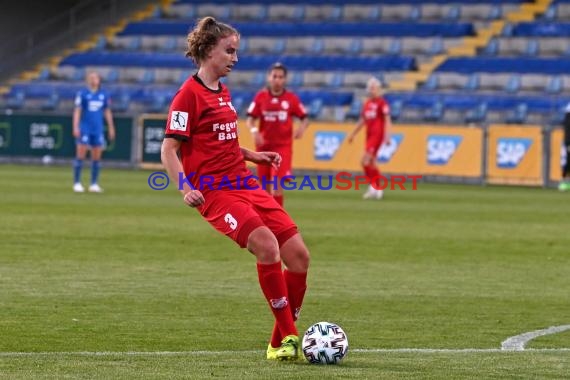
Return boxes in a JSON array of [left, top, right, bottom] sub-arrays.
[[224, 213, 237, 230]]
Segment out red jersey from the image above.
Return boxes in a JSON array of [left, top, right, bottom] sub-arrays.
[[247, 88, 307, 149], [361, 97, 390, 143], [165, 75, 251, 192]]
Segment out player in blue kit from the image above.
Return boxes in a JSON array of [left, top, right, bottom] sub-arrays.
[[72, 71, 116, 193]]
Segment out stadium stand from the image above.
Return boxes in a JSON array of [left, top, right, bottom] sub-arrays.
[[2, 0, 568, 126]]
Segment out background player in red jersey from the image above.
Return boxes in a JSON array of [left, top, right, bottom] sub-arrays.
[[160, 17, 310, 361], [348, 77, 392, 200], [246, 63, 309, 207]]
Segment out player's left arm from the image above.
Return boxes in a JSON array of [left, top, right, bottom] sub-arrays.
[[292, 96, 309, 139], [103, 94, 115, 141], [382, 100, 392, 145], [293, 117, 309, 139], [104, 108, 116, 141], [241, 147, 281, 170]]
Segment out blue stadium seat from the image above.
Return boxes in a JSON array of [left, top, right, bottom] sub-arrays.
[[232, 4, 268, 21], [289, 72, 304, 87], [422, 74, 439, 90], [445, 5, 460, 21], [464, 102, 488, 124], [429, 37, 444, 55], [72, 67, 85, 82], [307, 98, 323, 119], [104, 69, 120, 83], [249, 72, 265, 87], [5, 90, 25, 110], [347, 38, 363, 54], [343, 5, 380, 21], [37, 68, 50, 81], [310, 38, 325, 54], [505, 103, 528, 124], [549, 105, 566, 125], [118, 21, 475, 38], [464, 74, 480, 91], [546, 75, 563, 94], [111, 93, 131, 113], [231, 96, 245, 116], [423, 100, 444, 122], [388, 39, 402, 55], [488, 5, 503, 20], [390, 99, 403, 121], [504, 75, 521, 93], [328, 72, 344, 88], [345, 98, 362, 120], [436, 57, 570, 75], [501, 23, 514, 37], [140, 69, 155, 84], [542, 5, 557, 21], [41, 92, 60, 111], [159, 37, 177, 52], [148, 94, 168, 113], [93, 36, 106, 52], [524, 39, 539, 56], [482, 38, 499, 55], [409, 5, 421, 21]]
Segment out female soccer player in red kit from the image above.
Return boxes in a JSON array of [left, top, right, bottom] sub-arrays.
[[160, 17, 310, 361], [246, 63, 309, 207], [348, 77, 392, 200]]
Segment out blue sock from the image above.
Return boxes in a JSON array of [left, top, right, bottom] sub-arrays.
[[73, 159, 83, 184], [91, 161, 101, 185]]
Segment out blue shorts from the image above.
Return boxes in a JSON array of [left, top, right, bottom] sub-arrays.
[[77, 133, 104, 147]]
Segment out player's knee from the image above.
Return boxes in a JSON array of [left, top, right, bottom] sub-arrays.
[[295, 245, 310, 272], [282, 237, 310, 272], [247, 227, 280, 264]]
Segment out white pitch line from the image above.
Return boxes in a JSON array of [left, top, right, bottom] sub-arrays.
[[501, 325, 570, 351], [0, 348, 569, 357]]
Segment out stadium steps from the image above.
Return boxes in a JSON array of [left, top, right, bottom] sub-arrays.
[[389, 0, 552, 91], [505, 0, 551, 22], [12, 3, 159, 86]]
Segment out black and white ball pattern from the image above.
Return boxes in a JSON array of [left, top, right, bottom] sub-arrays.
[[302, 321, 349, 364]]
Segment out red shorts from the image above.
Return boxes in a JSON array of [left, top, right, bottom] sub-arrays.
[[366, 142, 381, 157], [197, 188, 298, 248], [366, 136, 383, 157], [257, 146, 292, 180]]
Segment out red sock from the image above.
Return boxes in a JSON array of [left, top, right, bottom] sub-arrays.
[[270, 270, 308, 348], [274, 195, 283, 206], [363, 165, 381, 188], [284, 270, 308, 320], [257, 262, 297, 342]]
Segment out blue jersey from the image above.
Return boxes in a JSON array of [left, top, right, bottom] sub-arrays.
[[74, 89, 109, 135]]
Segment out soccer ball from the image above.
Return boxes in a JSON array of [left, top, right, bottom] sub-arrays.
[[301, 321, 349, 364]]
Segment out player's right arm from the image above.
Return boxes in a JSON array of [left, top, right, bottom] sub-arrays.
[[161, 138, 203, 207], [161, 90, 204, 207], [348, 117, 364, 144], [72, 92, 82, 138], [382, 99, 392, 145]]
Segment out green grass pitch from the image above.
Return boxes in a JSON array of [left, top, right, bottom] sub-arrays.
[[0, 164, 569, 379]]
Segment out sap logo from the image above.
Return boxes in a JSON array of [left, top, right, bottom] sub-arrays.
[[496, 138, 533, 168], [377, 134, 403, 163], [314, 131, 346, 161], [427, 135, 463, 165]]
